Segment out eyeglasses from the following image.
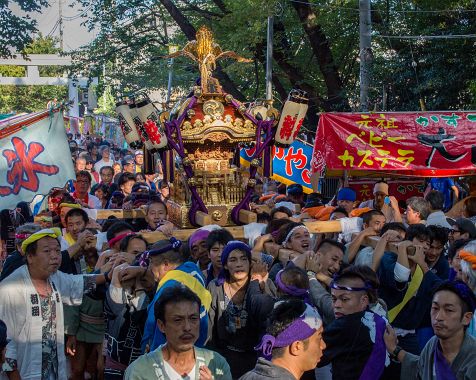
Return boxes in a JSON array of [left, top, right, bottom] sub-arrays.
[[449, 229, 461, 235]]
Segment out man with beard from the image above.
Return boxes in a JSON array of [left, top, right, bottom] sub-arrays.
[[125, 286, 230, 379], [385, 280, 476, 379]]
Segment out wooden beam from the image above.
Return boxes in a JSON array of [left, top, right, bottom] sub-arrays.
[[305, 220, 341, 233], [195, 211, 212, 227], [140, 225, 246, 244], [139, 220, 341, 244], [239, 210, 257, 224], [94, 209, 146, 219], [363, 236, 400, 255]]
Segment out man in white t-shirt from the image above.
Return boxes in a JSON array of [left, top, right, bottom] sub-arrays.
[[94, 145, 115, 172], [125, 285, 231, 380]]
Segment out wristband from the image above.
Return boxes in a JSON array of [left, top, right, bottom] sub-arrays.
[[391, 346, 403, 361]]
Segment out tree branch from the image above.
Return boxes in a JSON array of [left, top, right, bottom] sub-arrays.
[[158, 0, 246, 100], [291, 0, 349, 110]]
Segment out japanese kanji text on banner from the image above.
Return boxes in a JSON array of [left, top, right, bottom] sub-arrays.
[[311, 112, 476, 177], [0, 110, 75, 210], [240, 139, 313, 193]]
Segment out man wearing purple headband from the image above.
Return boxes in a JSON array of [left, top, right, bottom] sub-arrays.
[[385, 280, 476, 380], [241, 299, 325, 380], [318, 265, 390, 380], [189, 229, 212, 271]]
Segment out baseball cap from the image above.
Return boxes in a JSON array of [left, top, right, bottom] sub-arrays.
[[448, 218, 476, 239], [337, 187, 357, 202], [135, 150, 144, 156]]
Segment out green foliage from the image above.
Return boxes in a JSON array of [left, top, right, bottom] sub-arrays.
[[0, 35, 67, 113], [71, 0, 476, 113], [0, 0, 49, 58], [95, 85, 116, 116], [0, 86, 67, 114]]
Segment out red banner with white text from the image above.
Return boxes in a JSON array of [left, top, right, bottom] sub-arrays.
[[311, 112, 476, 177]]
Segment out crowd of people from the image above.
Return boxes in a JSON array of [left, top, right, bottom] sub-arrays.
[[0, 134, 476, 380]]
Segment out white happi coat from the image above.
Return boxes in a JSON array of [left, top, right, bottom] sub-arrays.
[[0, 265, 84, 380]]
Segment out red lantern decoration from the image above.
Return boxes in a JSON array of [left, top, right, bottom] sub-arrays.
[[136, 99, 168, 150]]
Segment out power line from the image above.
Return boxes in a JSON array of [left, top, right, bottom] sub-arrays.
[[46, 19, 60, 37], [375, 34, 476, 40], [287, 0, 476, 14], [61, 4, 95, 21]]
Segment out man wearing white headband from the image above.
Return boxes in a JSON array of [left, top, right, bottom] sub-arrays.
[[241, 299, 325, 380], [359, 181, 402, 223]]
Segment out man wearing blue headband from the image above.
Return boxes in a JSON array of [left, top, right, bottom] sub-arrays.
[[318, 265, 390, 380], [241, 299, 325, 380], [385, 280, 476, 380]]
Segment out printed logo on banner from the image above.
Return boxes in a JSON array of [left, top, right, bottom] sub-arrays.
[[240, 139, 313, 193], [0, 111, 75, 210], [312, 112, 476, 176], [0, 137, 59, 196]]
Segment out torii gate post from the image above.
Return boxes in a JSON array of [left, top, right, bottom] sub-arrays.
[[0, 54, 98, 117]]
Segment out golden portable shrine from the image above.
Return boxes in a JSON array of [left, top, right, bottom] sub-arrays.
[[116, 26, 309, 228]]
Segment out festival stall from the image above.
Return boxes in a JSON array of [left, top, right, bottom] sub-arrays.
[[311, 111, 476, 201]]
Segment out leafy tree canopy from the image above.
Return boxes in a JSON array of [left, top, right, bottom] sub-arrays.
[[69, 0, 476, 127], [0, 35, 67, 113], [0, 0, 49, 58]]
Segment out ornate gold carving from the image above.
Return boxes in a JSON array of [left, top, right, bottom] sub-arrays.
[[247, 179, 257, 188], [187, 177, 197, 186], [181, 157, 192, 166], [194, 87, 202, 97], [212, 210, 223, 221], [250, 158, 261, 167], [225, 94, 234, 103], [267, 107, 280, 120], [207, 132, 229, 142], [244, 120, 254, 129], [251, 105, 268, 120], [238, 104, 247, 113], [182, 121, 193, 130], [187, 109, 196, 118], [203, 100, 224, 117], [164, 26, 252, 94], [159, 111, 170, 123]]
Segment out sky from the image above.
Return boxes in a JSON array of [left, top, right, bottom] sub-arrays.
[[10, 0, 96, 52]]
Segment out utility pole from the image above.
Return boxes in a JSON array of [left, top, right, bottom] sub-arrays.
[[166, 45, 179, 105], [59, 0, 64, 51], [359, 0, 372, 111], [265, 16, 273, 104]]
